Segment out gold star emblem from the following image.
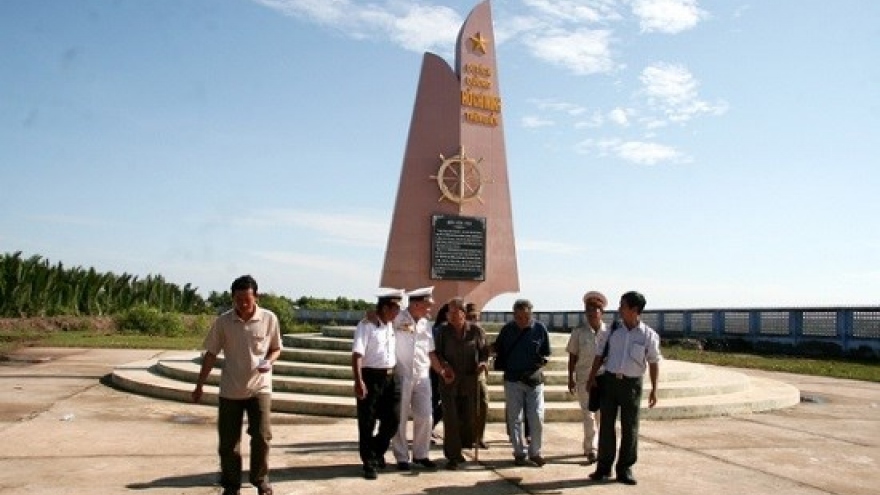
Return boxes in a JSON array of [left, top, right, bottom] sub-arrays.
[[469, 32, 488, 55]]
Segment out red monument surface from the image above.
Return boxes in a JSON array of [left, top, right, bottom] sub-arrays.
[[380, 0, 518, 311]]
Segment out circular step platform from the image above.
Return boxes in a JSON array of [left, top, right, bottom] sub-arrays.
[[111, 325, 800, 421]]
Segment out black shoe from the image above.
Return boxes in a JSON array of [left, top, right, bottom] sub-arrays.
[[221, 488, 240, 495], [446, 460, 459, 470], [617, 474, 638, 485], [413, 458, 437, 469], [588, 471, 610, 481], [363, 465, 378, 480], [374, 457, 387, 469], [396, 461, 411, 471]]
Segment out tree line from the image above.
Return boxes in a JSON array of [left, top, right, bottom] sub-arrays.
[[0, 251, 371, 318]]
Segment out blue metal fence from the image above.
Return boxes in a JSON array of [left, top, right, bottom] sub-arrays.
[[295, 306, 880, 357]]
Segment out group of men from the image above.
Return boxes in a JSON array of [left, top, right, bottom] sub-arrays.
[[567, 290, 663, 485], [351, 287, 663, 486], [189, 275, 662, 493]]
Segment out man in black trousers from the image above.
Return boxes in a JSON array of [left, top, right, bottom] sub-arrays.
[[586, 291, 661, 485]]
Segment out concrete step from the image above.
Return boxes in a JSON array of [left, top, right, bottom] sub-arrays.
[[111, 354, 799, 421], [109, 329, 801, 422], [314, 326, 572, 347], [158, 356, 740, 400]]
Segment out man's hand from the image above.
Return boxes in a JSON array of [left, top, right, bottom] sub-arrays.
[[191, 384, 203, 404], [567, 375, 576, 394], [648, 389, 657, 408], [354, 380, 367, 400], [441, 366, 455, 384]]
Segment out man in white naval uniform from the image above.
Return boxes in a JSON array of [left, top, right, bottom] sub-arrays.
[[391, 286, 441, 470]]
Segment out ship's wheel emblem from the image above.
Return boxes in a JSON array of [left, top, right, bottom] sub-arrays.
[[431, 147, 490, 204]]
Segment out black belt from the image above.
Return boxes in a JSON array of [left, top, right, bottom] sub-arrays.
[[610, 373, 641, 381], [363, 367, 394, 376]]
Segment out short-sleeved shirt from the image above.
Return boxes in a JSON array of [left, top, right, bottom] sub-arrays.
[[394, 309, 435, 380], [493, 319, 552, 382], [202, 306, 282, 399], [566, 322, 606, 380], [435, 322, 489, 394], [352, 317, 396, 369], [595, 320, 661, 378]]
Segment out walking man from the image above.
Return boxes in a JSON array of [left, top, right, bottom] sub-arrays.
[[493, 299, 551, 467], [191, 275, 282, 495], [391, 287, 440, 470], [587, 291, 661, 485], [352, 289, 405, 480], [566, 290, 608, 463]]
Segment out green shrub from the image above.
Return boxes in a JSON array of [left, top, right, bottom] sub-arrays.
[[258, 294, 296, 334], [115, 306, 186, 337]]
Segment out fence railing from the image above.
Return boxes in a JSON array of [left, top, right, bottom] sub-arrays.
[[295, 306, 880, 358], [480, 307, 880, 357]]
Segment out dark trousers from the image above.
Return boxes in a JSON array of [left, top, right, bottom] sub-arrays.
[[218, 394, 272, 490], [430, 369, 443, 428], [357, 369, 400, 467], [440, 388, 476, 461], [596, 374, 643, 477]]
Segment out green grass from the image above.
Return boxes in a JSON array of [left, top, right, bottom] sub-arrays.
[[2, 323, 877, 383], [0, 321, 320, 355], [662, 346, 880, 382]]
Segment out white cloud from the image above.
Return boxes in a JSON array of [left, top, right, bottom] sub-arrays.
[[252, 0, 461, 54], [522, 29, 617, 75], [27, 214, 110, 227], [386, 5, 463, 53], [254, 250, 375, 278], [639, 62, 728, 124], [521, 0, 617, 23], [574, 111, 605, 128], [531, 99, 587, 115], [631, 0, 708, 34], [576, 138, 687, 165], [522, 115, 555, 128], [232, 209, 388, 248], [608, 106, 631, 126]]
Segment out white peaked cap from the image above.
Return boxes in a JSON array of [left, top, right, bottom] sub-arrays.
[[406, 286, 434, 302]]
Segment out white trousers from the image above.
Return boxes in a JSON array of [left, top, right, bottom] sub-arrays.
[[392, 375, 433, 462], [575, 377, 599, 454]]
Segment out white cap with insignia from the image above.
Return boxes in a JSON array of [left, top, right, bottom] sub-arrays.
[[406, 286, 434, 304], [376, 288, 405, 306]]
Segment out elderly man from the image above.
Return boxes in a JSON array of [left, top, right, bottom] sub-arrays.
[[493, 299, 552, 467], [391, 287, 441, 470], [587, 291, 661, 486], [566, 290, 608, 464]]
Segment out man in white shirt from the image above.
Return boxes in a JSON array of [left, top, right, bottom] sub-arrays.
[[587, 291, 661, 486], [566, 290, 608, 463], [391, 287, 441, 470], [352, 289, 404, 480]]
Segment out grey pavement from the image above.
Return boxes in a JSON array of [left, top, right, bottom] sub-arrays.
[[1, 347, 877, 495]]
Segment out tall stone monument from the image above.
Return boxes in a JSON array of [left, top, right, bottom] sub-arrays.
[[380, 0, 518, 310]]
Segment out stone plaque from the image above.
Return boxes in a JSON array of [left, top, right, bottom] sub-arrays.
[[431, 215, 486, 281]]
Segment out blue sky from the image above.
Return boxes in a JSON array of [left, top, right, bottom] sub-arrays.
[[2, 0, 878, 311]]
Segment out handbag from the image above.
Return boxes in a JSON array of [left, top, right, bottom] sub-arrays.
[[588, 320, 619, 412], [587, 376, 602, 412], [520, 368, 544, 387]]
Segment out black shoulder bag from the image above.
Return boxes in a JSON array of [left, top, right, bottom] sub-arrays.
[[588, 320, 619, 412]]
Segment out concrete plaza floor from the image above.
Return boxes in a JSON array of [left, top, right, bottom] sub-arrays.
[[0, 347, 877, 495]]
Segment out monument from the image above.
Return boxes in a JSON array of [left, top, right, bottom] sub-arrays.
[[380, 0, 518, 311]]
